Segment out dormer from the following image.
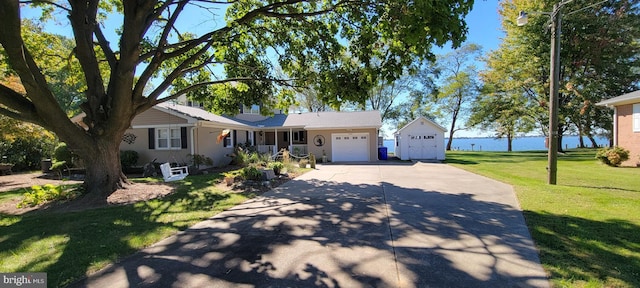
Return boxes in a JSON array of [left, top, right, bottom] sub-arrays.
[[174, 95, 204, 109]]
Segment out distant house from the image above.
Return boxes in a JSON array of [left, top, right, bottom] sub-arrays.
[[596, 90, 640, 166], [394, 116, 447, 161], [119, 100, 382, 167]]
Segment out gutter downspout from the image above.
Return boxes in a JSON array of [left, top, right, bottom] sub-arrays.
[[613, 106, 618, 146], [190, 126, 196, 156]]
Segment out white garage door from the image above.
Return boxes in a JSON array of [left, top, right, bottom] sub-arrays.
[[408, 134, 437, 159], [332, 133, 369, 162]]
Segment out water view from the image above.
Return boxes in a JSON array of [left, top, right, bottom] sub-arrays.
[[383, 135, 610, 153]]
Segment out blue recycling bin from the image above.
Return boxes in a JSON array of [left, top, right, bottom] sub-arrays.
[[378, 147, 388, 160]]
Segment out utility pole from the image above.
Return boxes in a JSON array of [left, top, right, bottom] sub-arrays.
[[548, 3, 562, 185]]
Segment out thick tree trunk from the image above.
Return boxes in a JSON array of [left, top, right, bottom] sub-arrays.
[[73, 135, 129, 205], [558, 134, 564, 152], [576, 122, 586, 148], [446, 129, 454, 151], [587, 134, 598, 148], [507, 133, 513, 152]]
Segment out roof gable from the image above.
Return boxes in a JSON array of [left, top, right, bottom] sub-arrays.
[[155, 102, 250, 128], [396, 116, 447, 134], [596, 90, 640, 107]]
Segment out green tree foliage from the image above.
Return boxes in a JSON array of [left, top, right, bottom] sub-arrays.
[[394, 61, 441, 129], [0, 76, 56, 171], [491, 0, 640, 150], [468, 87, 536, 151], [431, 44, 482, 150], [0, 0, 474, 202]]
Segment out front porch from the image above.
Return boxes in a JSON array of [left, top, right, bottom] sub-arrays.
[[254, 129, 308, 157], [256, 144, 308, 156]]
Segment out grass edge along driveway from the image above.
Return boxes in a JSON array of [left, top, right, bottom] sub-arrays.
[[0, 173, 253, 287], [446, 149, 640, 288]]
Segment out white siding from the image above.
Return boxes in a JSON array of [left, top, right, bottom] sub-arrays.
[[396, 117, 446, 161]]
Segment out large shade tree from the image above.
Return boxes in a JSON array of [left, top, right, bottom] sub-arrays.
[[493, 0, 640, 151], [431, 43, 482, 151], [0, 0, 474, 204]]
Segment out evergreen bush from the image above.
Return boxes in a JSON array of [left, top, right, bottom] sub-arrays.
[[120, 150, 139, 170]]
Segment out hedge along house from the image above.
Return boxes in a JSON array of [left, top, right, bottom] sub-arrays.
[[596, 90, 640, 166], [394, 116, 447, 161], [118, 101, 382, 167]]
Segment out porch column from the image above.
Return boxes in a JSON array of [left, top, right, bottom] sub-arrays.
[[289, 128, 293, 153], [274, 128, 278, 154]]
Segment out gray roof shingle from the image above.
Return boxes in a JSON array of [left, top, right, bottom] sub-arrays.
[[596, 90, 640, 107], [156, 102, 381, 129]]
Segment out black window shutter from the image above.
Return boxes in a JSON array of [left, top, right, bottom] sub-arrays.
[[253, 131, 257, 145], [181, 127, 188, 149], [233, 130, 237, 147], [283, 132, 288, 142], [246, 131, 249, 144], [148, 128, 155, 149]]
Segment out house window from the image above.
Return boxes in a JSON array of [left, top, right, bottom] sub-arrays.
[[157, 128, 182, 149], [223, 130, 235, 147], [633, 104, 640, 132], [243, 104, 260, 114], [187, 100, 204, 108], [293, 131, 306, 142]]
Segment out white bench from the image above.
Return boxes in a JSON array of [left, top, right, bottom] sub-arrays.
[[160, 163, 188, 182]]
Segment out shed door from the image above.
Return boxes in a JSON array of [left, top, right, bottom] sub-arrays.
[[332, 133, 369, 162], [408, 134, 437, 159]]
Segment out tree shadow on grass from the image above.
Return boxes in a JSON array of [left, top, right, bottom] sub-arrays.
[[68, 175, 550, 288], [524, 210, 640, 287], [0, 174, 234, 287]]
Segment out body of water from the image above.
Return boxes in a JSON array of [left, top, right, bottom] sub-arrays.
[[382, 136, 610, 153]]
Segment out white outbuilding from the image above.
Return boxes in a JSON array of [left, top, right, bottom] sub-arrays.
[[394, 116, 447, 161]]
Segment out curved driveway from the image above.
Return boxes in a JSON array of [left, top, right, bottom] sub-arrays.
[[73, 162, 549, 288]]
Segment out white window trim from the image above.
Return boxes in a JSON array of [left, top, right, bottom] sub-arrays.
[[223, 130, 234, 148], [156, 127, 182, 150], [633, 103, 640, 132]]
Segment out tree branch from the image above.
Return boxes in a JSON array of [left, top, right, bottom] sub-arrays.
[[19, 0, 71, 12], [93, 23, 117, 70]]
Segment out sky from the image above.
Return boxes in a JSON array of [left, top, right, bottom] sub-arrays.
[[388, 0, 506, 138], [22, 1, 506, 138]]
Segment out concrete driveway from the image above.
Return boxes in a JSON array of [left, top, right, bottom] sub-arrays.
[[72, 162, 549, 288]]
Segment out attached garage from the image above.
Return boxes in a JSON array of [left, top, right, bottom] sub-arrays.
[[395, 117, 446, 161], [331, 132, 370, 162]]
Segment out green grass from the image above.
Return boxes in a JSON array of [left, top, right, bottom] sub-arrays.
[[0, 172, 250, 287], [446, 150, 640, 288]]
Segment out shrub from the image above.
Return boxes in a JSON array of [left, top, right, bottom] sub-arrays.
[[53, 142, 76, 166], [187, 153, 213, 168], [595, 147, 629, 167], [248, 152, 261, 164], [17, 184, 80, 208], [268, 162, 284, 175], [299, 159, 309, 168], [0, 135, 55, 171], [241, 166, 263, 181], [231, 147, 249, 166], [120, 150, 139, 170]]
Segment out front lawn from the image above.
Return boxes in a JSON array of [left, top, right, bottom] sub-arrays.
[[446, 150, 640, 287], [0, 173, 250, 287]]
